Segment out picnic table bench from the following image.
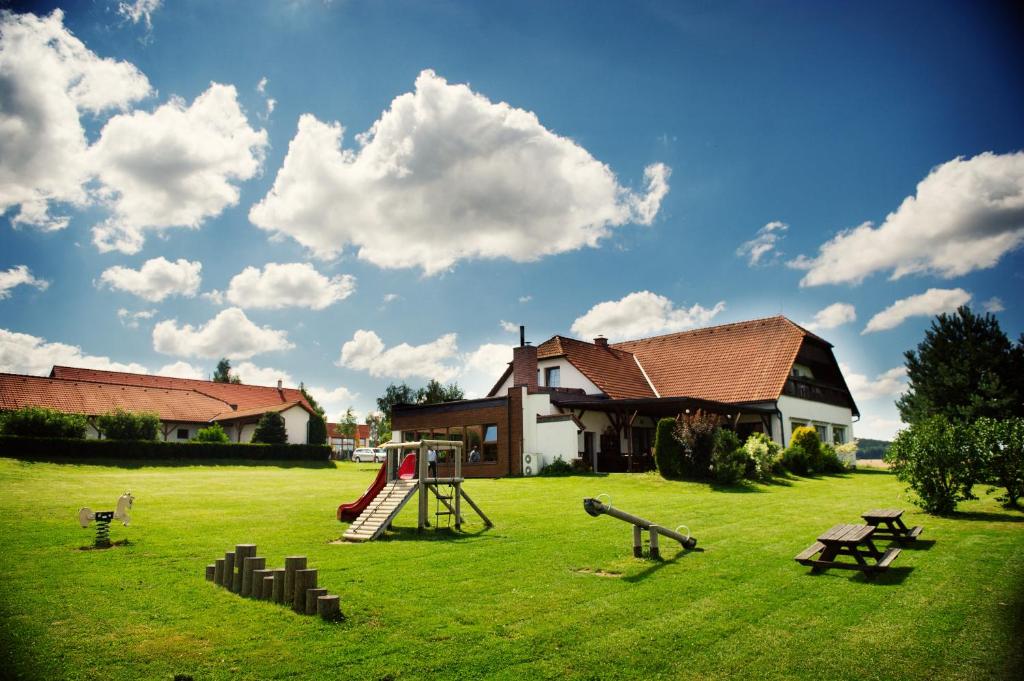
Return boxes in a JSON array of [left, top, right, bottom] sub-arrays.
[[861, 509, 923, 543], [795, 523, 900, 578]]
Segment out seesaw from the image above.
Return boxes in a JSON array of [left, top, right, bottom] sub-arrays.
[[583, 495, 697, 559]]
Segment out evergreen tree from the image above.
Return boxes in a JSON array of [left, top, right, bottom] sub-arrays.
[[252, 411, 288, 444], [212, 358, 241, 384], [897, 306, 1023, 425], [299, 383, 328, 445]]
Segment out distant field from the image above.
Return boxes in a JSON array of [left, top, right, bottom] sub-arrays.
[[0, 458, 1021, 680]]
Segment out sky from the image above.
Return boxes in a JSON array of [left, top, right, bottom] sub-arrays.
[[1, 0, 1022, 439]]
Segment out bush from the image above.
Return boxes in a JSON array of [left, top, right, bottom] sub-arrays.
[[193, 423, 230, 443], [834, 440, 858, 469], [789, 426, 824, 473], [710, 428, 746, 484], [674, 410, 721, 479], [539, 456, 574, 476], [886, 416, 977, 514], [253, 412, 288, 444], [819, 443, 846, 474], [743, 432, 781, 481], [654, 417, 683, 478], [307, 412, 327, 446], [781, 444, 811, 476], [96, 409, 159, 440], [973, 417, 1024, 507], [0, 406, 88, 439], [0, 435, 330, 462]]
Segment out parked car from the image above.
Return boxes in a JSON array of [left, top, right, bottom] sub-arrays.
[[352, 447, 384, 463], [373, 448, 387, 462]]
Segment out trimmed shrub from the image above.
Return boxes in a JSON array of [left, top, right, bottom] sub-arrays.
[[0, 435, 330, 462], [539, 456, 574, 476], [0, 406, 88, 439], [193, 423, 230, 443], [743, 432, 781, 481], [307, 412, 328, 446], [96, 409, 159, 440], [710, 428, 746, 484], [789, 426, 824, 473], [253, 412, 288, 444], [886, 416, 976, 514], [654, 417, 683, 478], [674, 410, 721, 479]]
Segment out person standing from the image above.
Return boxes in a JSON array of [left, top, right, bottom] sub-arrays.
[[427, 447, 437, 478]]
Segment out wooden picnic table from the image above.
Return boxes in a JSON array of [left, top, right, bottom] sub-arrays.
[[795, 523, 901, 578], [861, 509, 923, 543]]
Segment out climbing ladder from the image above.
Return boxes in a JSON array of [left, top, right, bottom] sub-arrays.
[[342, 479, 419, 542]]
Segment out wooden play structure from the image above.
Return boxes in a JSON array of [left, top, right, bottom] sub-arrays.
[[583, 495, 697, 559], [340, 440, 492, 542]]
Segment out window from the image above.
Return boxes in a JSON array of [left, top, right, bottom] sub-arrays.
[[545, 366, 560, 388], [832, 426, 846, 445], [482, 423, 499, 462], [177, 428, 189, 440], [815, 425, 828, 442]]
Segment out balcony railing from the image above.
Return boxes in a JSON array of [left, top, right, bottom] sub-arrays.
[[782, 377, 851, 408]]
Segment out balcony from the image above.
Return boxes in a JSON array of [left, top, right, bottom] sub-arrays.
[[782, 376, 851, 409]]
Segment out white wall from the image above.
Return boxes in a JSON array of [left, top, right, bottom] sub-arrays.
[[281, 405, 310, 444], [776, 395, 854, 445], [535, 419, 578, 465], [492, 357, 604, 395]]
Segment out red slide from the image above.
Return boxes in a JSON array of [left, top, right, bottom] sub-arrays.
[[337, 453, 417, 521]]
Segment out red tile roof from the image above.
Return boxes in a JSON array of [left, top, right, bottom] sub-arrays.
[[212, 401, 311, 422], [613, 316, 814, 403], [49, 365, 314, 412], [0, 373, 230, 422], [327, 423, 370, 439], [536, 336, 656, 399]]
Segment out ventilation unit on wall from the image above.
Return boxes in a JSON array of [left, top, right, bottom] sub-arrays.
[[522, 452, 545, 477]]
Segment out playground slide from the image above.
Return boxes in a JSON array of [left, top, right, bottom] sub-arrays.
[[337, 454, 417, 521]]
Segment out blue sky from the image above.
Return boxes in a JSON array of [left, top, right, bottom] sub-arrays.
[[1, 0, 1022, 438]]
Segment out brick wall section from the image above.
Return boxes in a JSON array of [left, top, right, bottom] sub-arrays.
[[512, 345, 538, 389], [392, 399, 510, 478], [507, 386, 524, 477]]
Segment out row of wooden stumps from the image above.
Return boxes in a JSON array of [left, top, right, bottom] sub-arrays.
[[203, 543, 342, 621]]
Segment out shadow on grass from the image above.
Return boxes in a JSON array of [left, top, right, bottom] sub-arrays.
[[374, 524, 496, 543], [622, 547, 704, 583], [950, 510, 1024, 523], [13, 456, 334, 469], [802, 565, 914, 585], [710, 480, 765, 493], [894, 538, 936, 551]]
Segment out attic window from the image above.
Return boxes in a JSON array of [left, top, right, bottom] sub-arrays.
[[545, 366, 560, 388]]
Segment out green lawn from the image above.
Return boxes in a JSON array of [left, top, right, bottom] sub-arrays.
[[0, 458, 1021, 680]]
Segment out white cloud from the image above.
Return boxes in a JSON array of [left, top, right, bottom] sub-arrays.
[[500, 320, 519, 333], [791, 152, 1024, 286], [518, 296, 532, 304], [117, 0, 162, 30], [863, 288, 971, 334], [90, 83, 268, 254], [802, 302, 856, 332], [840, 363, 908, 401], [232, 361, 294, 387], [0, 265, 49, 299], [250, 69, 670, 275], [306, 385, 360, 418], [223, 262, 355, 310], [338, 329, 460, 382], [117, 308, 156, 329], [0, 10, 151, 230], [736, 220, 787, 266], [256, 76, 275, 121], [462, 343, 513, 398], [0, 327, 148, 375], [152, 307, 293, 359], [856, 413, 905, 442], [154, 360, 204, 379], [982, 297, 1005, 313], [382, 293, 399, 304], [99, 257, 201, 302], [570, 291, 726, 342]]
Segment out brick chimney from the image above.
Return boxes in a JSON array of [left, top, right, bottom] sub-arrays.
[[594, 335, 608, 348], [512, 325, 538, 389]]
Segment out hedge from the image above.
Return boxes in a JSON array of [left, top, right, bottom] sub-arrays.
[[0, 436, 331, 462]]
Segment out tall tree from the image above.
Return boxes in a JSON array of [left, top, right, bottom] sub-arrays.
[[252, 411, 288, 444], [338, 407, 358, 439], [417, 379, 465, 404], [299, 382, 328, 445], [366, 411, 389, 446], [212, 358, 241, 384], [897, 306, 1023, 425], [376, 383, 417, 418]]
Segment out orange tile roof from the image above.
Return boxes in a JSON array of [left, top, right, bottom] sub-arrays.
[[212, 400, 311, 422], [537, 336, 656, 399], [612, 316, 813, 403], [0, 373, 231, 423], [49, 365, 313, 412], [327, 423, 370, 439]]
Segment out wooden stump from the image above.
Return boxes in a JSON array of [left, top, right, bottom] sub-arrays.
[[272, 568, 287, 604], [242, 557, 266, 597], [262, 575, 275, 600], [252, 568, 273, 600], [317, 594, 341, 621], [305, 587, 328, 615], [284, 556, 306, 604], [223, 552, 235, 590], [292, 568, 318, 613], [205, 564, 215, 581], [649, 525, 661, 560], [632, 525, 643, 558], [233, 544, 256, 593], [214, 558, 225, 586]]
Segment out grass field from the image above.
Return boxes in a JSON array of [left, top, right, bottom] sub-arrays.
[[0, 458, 1022, 680]]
